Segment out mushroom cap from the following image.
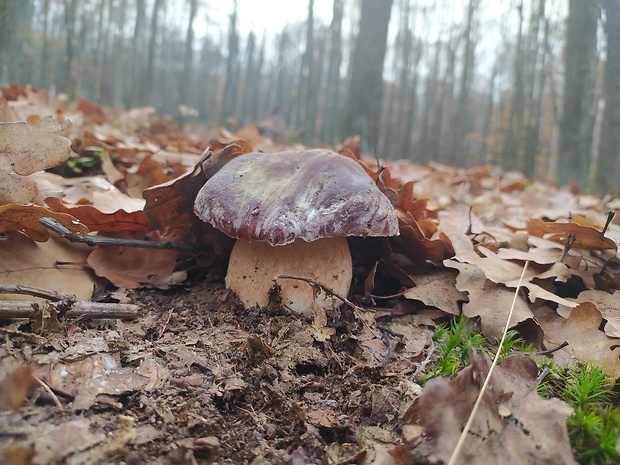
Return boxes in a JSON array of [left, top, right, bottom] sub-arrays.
[[194, 149, 399, 246]]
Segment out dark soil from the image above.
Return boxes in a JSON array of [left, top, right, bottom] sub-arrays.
[[0, 279, 435, 464]]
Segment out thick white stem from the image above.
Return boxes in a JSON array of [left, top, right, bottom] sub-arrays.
[[226, 237, 352, 317]]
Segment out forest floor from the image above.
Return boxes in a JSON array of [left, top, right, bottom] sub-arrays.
[[1, 85, 619, 464], [2, 278, 436, 465]]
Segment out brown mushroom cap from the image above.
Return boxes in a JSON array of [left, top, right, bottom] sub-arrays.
[[194, 149, 399, 245]]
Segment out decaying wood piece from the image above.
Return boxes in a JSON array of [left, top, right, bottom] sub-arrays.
[[0, 300, 140, 320]]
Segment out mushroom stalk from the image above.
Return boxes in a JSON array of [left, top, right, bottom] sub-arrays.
[[226, 237, 352, 316]]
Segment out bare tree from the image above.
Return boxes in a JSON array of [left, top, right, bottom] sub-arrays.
[[321, 0, 344, 144], [343, 0, 393, 150], [221, 0, 240, 122], [597, 0, 620, 193], [557, 0, 599, 187]]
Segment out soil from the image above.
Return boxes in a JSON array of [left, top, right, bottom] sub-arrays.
[[0, 277, 436, 465]]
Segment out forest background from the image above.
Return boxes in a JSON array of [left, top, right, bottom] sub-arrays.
[[0, 0, 619, 194]]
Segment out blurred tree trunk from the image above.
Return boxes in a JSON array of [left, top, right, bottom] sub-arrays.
[[343, 0, 393, 151], [39, 0, 52, 89], [381, 0, 411, 159], [275, 30, 292, 122], [62, 0, 79, 99], [523, 0, 549, 178], [221, 0, 240, 121], [321, 0, 343, 144], [241, 32, 256, 124], [180, 0, 198, 110], [306, 34, 325, 144], [0, 0, 32, 84], [449, 0, 478, 165], [143, 0, 164, 105], [437, 42, 456, 163], [503, 0, 525, 171], [557, 0, 599, 187], [418, 41, 442, 163], [129, 0, 146, 107], [296, 0, 314, 136], [597, 0, 620, 193]]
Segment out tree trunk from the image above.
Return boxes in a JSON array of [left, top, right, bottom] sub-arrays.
[[342, 0, 393, 151], [142, 0, 164, 105], [597, 0, 620, 193], [449, 0, 478, 165], [557, 0, 599, 187], [321, 0, 343, 144], [62, 0, 79, 99], [221, 0, 240, 121], [180, 0, 198, 110], [129, 0, 146, 107]]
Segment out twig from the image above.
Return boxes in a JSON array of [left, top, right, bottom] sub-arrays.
[[448, 261, 530, 465], [601, 211, 615, 239], [38, 217, 203, 252], [33, 375, 64, 411], [274, 274, 364, 312], [536, 341, 569, 356], [0, 285, 69, 301], [376, 322, 397, 369], [558, 234, 575, 263], [0, 301, 140, 320], [411, 345, 436, 381]]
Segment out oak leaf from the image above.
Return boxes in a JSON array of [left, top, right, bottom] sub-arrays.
[[0, 116, 72, 204]]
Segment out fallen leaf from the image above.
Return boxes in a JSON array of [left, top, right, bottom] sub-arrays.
[[0, 366, 38, 411], [403, 270, 465, 316], [410, 351, 577, 465], [87, 239, 186, 289], [527, 218, 617, 251], [46, 197, 149, 232], [0, 117, 72, 204], [0, 233, 98, 301], [0, 204, 88, 241], [540, 303, 620, 377]]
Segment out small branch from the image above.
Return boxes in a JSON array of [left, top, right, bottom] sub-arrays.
[[38, 217, 202, 252], [0, 301, 140, 320], [601, 211, 615, 239], [0, 285, 69, 301], [274, 274, 364, 311], [558, 234, 575, 263], [33, 375, 64, 411], [536, 341, 568, 356]]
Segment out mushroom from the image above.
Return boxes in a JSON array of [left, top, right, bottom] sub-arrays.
[[194, 149, 399, 316]]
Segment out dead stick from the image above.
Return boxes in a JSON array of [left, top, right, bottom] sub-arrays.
[[38, 217, 203, 252], [0, 284, 69, 301], [0, 301, 140, 320], [274, 274, 363, 311]]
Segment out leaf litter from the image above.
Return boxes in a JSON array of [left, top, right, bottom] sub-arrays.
[[0, 85, 619, 464]]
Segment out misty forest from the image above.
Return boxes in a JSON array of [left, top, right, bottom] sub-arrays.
[[1, 0, 619, 193], [3, 1, 620, 464]]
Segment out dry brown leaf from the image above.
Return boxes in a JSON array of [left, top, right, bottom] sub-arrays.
[[447, 261, 535, 338], [0, 203, 88, 241], [541, 303, 620, 377], [31, 419, 106, 464], [0, 116, 72, 204], [527, 218, 617, 251], [0, 233, 98, 301], [87, 240, 185, 289], [143, 141, 250, 245], [410, 351, 577, 465], [441, 209, 576, 308], [36, 353, 152, 410], [560, 290, 620, 338], [403, 270, 465, 316], [45, 197, 149, 232], [0, 366, 38, 411]]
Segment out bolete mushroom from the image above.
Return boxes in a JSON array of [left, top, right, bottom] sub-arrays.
[[194, 149, 399, 316]]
